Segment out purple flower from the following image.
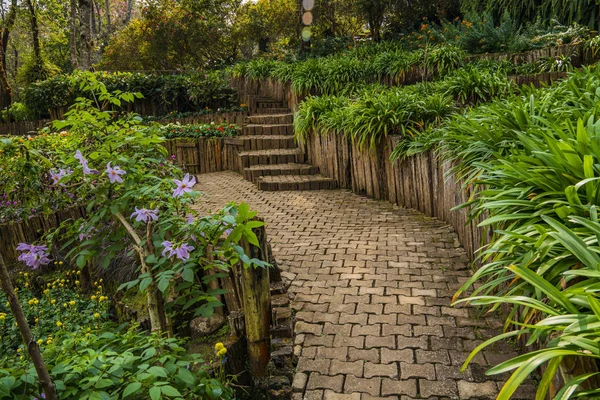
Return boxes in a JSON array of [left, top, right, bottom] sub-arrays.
[[75, 150, 97, 175], [224, 228, 233, 236], [175, 243, 194, 261], [78, 224, 95, 241], [49, 169, 69, 185], [186, 214, 194, 224], [161, 241, 175, 258], [16, 243, 51, 270], [161, 241, 194, 261], [106, 163, 126, 184], [131, 207, 159, 223], [172, 173, 196, 197]]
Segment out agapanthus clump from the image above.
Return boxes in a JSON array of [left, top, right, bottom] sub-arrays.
[[16, 243, 51, 269], [172, 173, 196, 197], [130, 207, 159, 223]]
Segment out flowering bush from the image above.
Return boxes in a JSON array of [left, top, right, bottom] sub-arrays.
[[0, 271, 109, 356], [151, 123, 240, 139], [142, 105, 248, 122]]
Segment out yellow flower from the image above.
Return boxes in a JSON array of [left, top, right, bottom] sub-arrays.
[[94, 313, 100, 319], [0, 313, 6, 320], [217, 348, 227, 357], [215, 342, 224, 351], [56, 321, 63, 327], [44, 289, 49, 294], [17, 348, 22, 353], [35, 318, 39, 323], [37, 339, 43, 345], [59, 261, 63, 265], [46, 339, 52, 345], [91, 295, 97, 301], [75, 280, 80, 285], [69, 301, 76, 306], [99, 296, 106, 302], [51, 300, 56, 304]]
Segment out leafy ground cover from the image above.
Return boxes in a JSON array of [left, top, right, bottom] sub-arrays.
[[150, 123, 241, 139]]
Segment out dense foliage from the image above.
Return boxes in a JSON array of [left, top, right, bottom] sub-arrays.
[[23, 71, 237, 119], [293, 64, 515, 148], [391, 66, 600, 397]]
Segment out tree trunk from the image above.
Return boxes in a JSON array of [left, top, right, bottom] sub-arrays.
[[79, 0, 93, 70], [0, 253, 58, 400], [70, 0, 79, 69], [0, 30, 12, 110], [25, 0, 42, 63], [105, 0, 112, 38], [124, 0, 133, 24]]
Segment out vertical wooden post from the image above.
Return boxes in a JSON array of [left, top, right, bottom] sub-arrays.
[[240, 222, 271, 378]]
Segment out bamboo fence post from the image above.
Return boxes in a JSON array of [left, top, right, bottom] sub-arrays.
[[240, 222, 271, 378]]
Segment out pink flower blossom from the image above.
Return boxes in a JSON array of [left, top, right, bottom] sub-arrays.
[[16, 243, 51, 269]]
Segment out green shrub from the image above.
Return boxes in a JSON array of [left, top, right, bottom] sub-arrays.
[[0, 324, 233, 399], [23, 71, 237, 119], [152, 123, 240, 139]]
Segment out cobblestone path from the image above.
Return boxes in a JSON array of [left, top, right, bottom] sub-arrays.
[[193, 171, 534, 400]]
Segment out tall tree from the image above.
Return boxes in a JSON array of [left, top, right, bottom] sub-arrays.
[[79, 0, 93, 69], [0, 0, 17, 110], [70, 0, 79, 69], [355, 0, 391, 42]]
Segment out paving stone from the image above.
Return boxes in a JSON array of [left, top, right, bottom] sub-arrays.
[[419, 379, 458, 397], [297, 357, 331, 373], [399, 362, 436, 380], [330, 360, 365, 377], [365, 335, 395, 349], [323, 390, 361, 400], [381, 348, 414, 364], [457, 381, 497, 399], [292, 372, 308, 392], [307, 373, 344, 392], [344, 376, 381, 396], [363, 362, 398, 378], [348, 348, 380, 363], [380, 378, 417, 397]]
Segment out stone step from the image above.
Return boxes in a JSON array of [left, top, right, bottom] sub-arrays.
[[248, 114, 294, 125], [229, 135, 296, 151], [238, 149, 306, 168], [255, 107, 291, 115], [257, 101, 286, 109], [243, 124, 294, 136], [256, 174, 338, 191], [244, 163, 319, 183]]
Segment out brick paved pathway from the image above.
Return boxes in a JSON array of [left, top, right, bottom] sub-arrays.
[[193, 171, 534, 400]]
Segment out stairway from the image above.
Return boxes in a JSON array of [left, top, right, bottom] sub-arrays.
[[235, 97, 337, 191]]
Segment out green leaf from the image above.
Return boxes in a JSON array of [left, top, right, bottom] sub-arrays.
[[147, 366, 168, 378], [176, 369, 196, 386], [95, 378, 114, 389], [149, 386, 162, 400], [161, 385, 182, 397], [123, 382, 142, 398]]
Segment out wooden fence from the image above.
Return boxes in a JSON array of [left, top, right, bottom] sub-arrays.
[[0, 207, 87, 266], [162, 137, 241, 174]]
